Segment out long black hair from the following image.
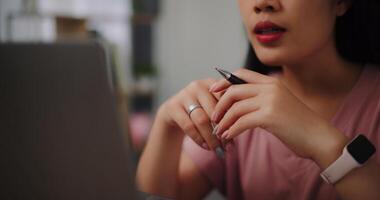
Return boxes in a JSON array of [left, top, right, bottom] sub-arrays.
[[245, 0, 380, 74]]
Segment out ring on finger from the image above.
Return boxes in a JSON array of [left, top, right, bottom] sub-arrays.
[[187, 104, 203, 117]]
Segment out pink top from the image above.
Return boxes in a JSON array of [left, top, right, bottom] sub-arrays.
[[183, 64, 380, 200]]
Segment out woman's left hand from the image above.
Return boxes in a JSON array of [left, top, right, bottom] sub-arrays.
[[211, 68, 345, 160]]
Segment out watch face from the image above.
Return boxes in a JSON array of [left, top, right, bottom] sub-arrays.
[[347, 135, 376, 164]]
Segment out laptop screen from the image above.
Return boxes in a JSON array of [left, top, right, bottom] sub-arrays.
[[0, 42, 138, 200]]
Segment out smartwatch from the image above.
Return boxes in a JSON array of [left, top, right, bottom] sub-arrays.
[[320, 134, 376, 184]]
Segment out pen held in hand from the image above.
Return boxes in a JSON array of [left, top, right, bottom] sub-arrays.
[[213, 67, 247, 150], [215, 67, 247, 84]]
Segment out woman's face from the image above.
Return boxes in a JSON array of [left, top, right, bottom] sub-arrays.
[[238, 0, 349, 66]]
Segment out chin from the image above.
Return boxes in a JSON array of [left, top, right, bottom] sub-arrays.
[[255, 51, 287, 66], [251, 43, 287, 66], [254, 43, 307, 67]]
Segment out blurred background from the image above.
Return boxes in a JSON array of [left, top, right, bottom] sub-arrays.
[[1, 0, 247, 198]]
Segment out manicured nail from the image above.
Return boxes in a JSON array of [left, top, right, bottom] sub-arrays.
[[211, 122, 217, 129], [225, 133, 232, 140], [202, 143, 209, 150], [211, 112, 218, 122], [215, 127, 223, 136], [221, 130, 229, 139], [209, 83, 218, 92], [212, 124, 219, 135], [215, 147, 225, 159]]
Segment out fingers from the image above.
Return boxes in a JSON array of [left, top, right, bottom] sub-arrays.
[[171, 104, 208, 149], [221, 111, 263, 140], [196, 85, 218, 119], [188, 107, 220, 150], [210, 82, 271, 140], [209, 68, 275, 93], [215, 97, 259, 137], [177, 79, 221, 150], [212, 84, 261, 123], [209, 78, 231, 93], [195, 88, 224, 149]]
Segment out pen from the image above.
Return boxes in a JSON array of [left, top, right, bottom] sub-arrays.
[[215, 67, 247, 84], [213, 67, 247, 155]]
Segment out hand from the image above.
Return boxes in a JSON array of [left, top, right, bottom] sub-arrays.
[[210, 68, 340, 159], [156, 78, 222, 150]]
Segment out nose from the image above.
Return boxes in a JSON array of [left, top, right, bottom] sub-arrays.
[[254, 0, 281, 14]]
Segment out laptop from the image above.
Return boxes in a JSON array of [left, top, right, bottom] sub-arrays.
[[0, 42, 139, 200]]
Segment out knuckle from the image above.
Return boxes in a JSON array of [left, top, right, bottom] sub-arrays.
[[167, 97, 178, 107], [194, 114, 210, 126], [229, 84, 238, 91], [230, 101, 241, 113], [178, 88, 192, 99], [161, 99, 177, 113], [205, 78, 216, 84], [225, 85, 237, 97], [188, 80, 203, 89]]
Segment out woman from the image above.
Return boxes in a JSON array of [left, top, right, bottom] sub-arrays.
[[137, 0, 380, 199]]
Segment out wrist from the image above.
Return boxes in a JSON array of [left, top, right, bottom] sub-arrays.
[[319, 134, 376, 184]]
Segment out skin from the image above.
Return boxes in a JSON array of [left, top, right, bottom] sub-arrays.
[[136, 0, 380, 199]]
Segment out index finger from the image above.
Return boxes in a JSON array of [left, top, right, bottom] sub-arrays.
[[209, 68, 274, 93]]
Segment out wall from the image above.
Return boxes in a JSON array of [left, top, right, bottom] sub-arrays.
[[154, 0, 248, 105], [0, 0, 131, 93], [0, 0, 23, 41]]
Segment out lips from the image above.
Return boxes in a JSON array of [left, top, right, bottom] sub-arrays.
[[254, 21, 286, 44]]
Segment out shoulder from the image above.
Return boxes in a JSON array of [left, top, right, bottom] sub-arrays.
[[347, 64, 380, 100], [345, 64, 380, 140], [358, 64, 380, 102], [365, 64, 380, 84], [331, 64, 379, 143]]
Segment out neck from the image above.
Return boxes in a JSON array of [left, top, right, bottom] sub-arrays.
[[280, 43, 362, 100]]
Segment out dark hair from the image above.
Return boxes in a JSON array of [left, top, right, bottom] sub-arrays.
[[245, 0, 380, 74]]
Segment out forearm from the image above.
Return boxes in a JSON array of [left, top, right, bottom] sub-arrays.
[[136, 118, 185, 198]]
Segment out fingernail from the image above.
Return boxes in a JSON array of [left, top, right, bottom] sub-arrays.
[[215, 147, 225, 159], [214, 125, 223, 136], [212, 124, 219, 135], [209, 83, 217, 92], [221, 130, 229, 139], [202, 143, 209, 150], [211, 122, 217, 129], [211, 112, 218, 122]]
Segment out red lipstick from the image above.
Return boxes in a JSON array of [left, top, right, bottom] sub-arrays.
[[254, 21, 286, 44]]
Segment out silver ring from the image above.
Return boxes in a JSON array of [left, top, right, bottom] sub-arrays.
[[187, 104, 202, 116]]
